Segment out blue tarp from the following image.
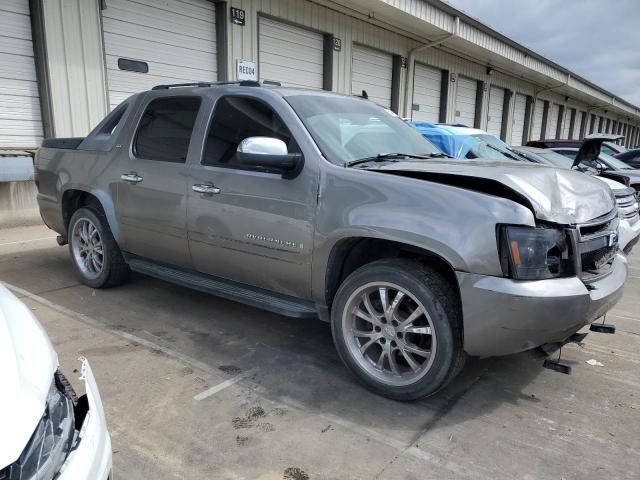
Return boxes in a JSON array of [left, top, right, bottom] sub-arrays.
[[410, 121, 475, 159]]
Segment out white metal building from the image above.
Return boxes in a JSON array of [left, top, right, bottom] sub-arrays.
[[2, 0, 640, 154]]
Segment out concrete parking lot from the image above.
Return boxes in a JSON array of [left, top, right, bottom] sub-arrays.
[[1, 224, 639, 480]]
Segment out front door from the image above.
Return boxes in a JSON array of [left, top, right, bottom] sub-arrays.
[[187, 95, 317, 299], [117, 95, 202, 268]]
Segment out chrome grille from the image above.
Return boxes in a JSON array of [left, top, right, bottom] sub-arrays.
[[575, 209, 619, 281], [614, 188, 639, 222]]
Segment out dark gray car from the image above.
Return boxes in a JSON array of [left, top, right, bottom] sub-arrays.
[[34, 83, 627, 400]]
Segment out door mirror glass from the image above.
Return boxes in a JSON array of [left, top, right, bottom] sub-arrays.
[[236, 137, 303, 178]]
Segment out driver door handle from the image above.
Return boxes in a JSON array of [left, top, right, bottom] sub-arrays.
[[120, 172, 143, 184], [192, 183, 221, 195]]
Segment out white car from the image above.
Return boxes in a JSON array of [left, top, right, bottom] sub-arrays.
[[0, 284, 112, 479]]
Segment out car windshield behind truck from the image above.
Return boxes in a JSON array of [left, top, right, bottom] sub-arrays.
[[286, 95, 441, 165]]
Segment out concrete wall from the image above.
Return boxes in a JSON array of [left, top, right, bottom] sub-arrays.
[[0, 181, 41, 228]]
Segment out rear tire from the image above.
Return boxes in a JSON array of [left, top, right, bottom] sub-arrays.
[[331, 259, 465, 401], [68, 207, 129, 288]]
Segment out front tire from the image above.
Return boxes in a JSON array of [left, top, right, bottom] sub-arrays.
[[331, 259, 465, 401], [68, 207, 129, 288]]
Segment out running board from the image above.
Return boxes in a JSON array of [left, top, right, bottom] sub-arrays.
[[127, 258, 318, 319]]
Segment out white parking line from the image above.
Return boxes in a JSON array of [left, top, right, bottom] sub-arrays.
[[193, 370, 254, 401], [0, 236, 57, 247], [1, 282, 222, 377]]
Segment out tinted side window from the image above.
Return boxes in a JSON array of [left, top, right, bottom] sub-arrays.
[[134, 97, 201, 163], [203, 96, 295, 167]]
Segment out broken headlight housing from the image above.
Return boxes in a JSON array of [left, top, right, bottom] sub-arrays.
[[499, 225, 571, 280], [7, 375, 75, 480]]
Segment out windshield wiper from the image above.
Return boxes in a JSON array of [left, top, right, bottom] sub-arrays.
[[346, 152, 447, 167], [485, 143, 523, 162]]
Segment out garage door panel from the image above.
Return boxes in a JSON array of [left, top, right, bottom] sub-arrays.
[[103, 17, 215, 52], [0, 95, 42, 121], [104, 34, 215, 70], [3, 0, 29, 14], [351, 45, 393, 108], [259, 17, 324, 90], [0, 8, 32, 40], [0, 52, 38, 81], [104, 0, 214, 27], [103, 0, 217, 109], [510, 93, 527, 146], [258, 37, 324, 65]]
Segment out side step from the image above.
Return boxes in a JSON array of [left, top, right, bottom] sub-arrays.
[[127, 258, 318, 319]]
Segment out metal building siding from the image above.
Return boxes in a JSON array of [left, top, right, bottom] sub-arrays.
[[531, 101, 544, 140], [510, 93, 527, 146], [454, 76, 477, 127], [102, 0, 217, 110], [0, 0, 43, 148], [40, 0, 107, 137], [486, 85, 504, 137], [411, 63, 441, 122], [351, 45, 393, 107]]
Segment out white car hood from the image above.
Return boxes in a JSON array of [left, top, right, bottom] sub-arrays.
[[0, 284, 58, 468], [594, 176, 626, 191]]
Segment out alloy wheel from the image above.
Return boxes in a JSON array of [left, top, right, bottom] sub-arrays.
[[341, 282, 437, 387]]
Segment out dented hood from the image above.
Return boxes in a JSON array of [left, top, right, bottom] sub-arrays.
[[0, 284, 58, 467], [366, 159, 615, 224]]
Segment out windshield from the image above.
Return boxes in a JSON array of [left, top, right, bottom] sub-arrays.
[[469, 134, 518, 161], [285, 95, 441, 165], [537, 150, 575, 169], [600, 152, 634, 170]]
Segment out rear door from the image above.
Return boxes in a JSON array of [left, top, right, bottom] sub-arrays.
[[116, 94, 204, 267], [186, 94, 317, 299]]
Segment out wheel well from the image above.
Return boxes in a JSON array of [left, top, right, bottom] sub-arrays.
[[61, 190, 102, 233], [325, 237, 460, 311]]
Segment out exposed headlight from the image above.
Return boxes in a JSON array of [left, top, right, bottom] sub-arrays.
[[9, 374, 75, 480], [499, 226, 571, 280]]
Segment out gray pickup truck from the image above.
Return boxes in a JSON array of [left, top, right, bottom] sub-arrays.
[[35, 82, 628, 400]]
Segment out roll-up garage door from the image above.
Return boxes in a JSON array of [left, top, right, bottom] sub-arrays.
[[510, 93, 527, 146], [561, 108, 571, 138], [259, 17, 324, 89], [573, 111, 583, 139], [455, 76, 477, 127], [102, 0, 217, 110], [486, 86, 505, 137], [411, 63, 441, 122], [351, 45, 393, 108], [546, 103, 560, 139], [0, 0, 43, 148], [532, 101, 544, 140]]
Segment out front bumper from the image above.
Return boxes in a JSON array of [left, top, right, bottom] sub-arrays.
[[457, 253, 628, 358], [619, 217, 640, 253], [57, 359, 112, 480]]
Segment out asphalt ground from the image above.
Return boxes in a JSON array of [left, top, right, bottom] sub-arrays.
[[1, 224, 639, 480]]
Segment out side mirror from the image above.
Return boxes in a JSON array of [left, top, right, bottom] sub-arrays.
[[236, 137, 303, 178]]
